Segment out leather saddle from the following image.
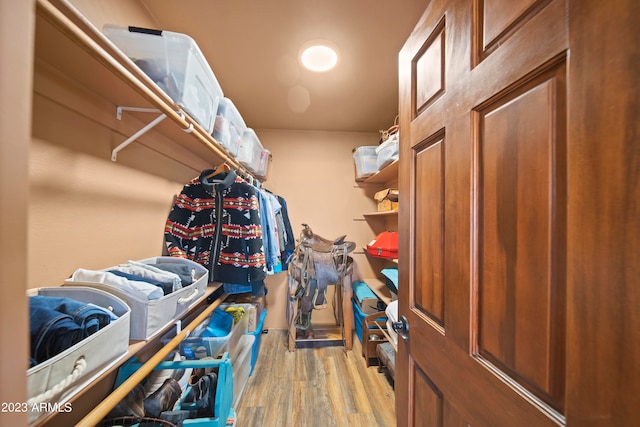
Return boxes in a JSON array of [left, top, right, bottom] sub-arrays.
[[289, 224, 356, 324], [298, 223, 356, 254]]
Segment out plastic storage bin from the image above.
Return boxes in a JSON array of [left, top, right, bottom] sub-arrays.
[[103, 25, 223, 134], [352, 297, 385, 343], [113, 354, 233, 427], [64, 256, 209, 340], [231, 334, 255, 409], [254, 149, 271, 179], [248, 308, 267, 375], [375, 136, 399, 170], [237, 128, 264, 173], [179, 303, 251, 359], [213, 97, 246, 157], [352, 280, 381, 315], [353, 146, 379, 179], [27, 287, 130, 425]]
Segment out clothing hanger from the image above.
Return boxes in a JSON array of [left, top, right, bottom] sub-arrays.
[[207, 162, 231, 179]]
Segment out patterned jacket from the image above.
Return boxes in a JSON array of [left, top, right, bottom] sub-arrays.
[[164, 169, 267, 284]]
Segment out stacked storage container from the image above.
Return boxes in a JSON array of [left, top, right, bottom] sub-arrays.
[[237, 128, 270, 178], [213, 97, 247, 157], [353, 146, 379, 179], [103, 25, 224, 134]]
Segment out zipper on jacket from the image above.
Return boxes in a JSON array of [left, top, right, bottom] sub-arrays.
[[210, 188, 224, 281]]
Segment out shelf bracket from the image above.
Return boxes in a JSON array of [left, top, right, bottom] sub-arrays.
[[112, 106, 194, 162], [112, 107, 167, 161]]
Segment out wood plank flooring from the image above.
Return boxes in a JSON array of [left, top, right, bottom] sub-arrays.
[[235, 330, 396, 427]]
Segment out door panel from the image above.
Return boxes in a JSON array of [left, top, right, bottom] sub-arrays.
[[396, 0, 640, 426], [479, 0, 548, 55], [402, 0, 568, 421], [414, 137, 445, 326], [476, 59, 567, 411]]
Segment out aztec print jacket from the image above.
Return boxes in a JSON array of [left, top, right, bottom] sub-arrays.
[[164, 169, 267, 284]]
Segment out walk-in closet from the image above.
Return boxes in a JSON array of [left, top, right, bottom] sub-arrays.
[[1, 0, 638, 426]]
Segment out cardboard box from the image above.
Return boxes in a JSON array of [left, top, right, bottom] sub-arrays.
[[377, 199, 399, 212], [226, 294, 265, 332], [374, 188, 399, 212]]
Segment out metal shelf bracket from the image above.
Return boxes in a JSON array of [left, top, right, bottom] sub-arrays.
[[112, 106, 166, 161]]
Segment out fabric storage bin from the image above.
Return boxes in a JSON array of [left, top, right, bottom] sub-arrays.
[[375, 135, 399, 170], [64, 256, 209, 340], [27, 286, 130, 425], [213, 97, 246, 157], [248, 308, 267, 375], [237, 128, 264, 172], [179, 303, 251, 359], [103, 25, 223, 134], [353, 146, 379, 179], [113, 355, 233, 427]]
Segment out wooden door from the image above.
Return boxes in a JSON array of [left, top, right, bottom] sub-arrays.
[[397, 0, 639, 426]]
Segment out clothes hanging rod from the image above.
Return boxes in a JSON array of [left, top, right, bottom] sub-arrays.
[[37, 0, 257, 181]]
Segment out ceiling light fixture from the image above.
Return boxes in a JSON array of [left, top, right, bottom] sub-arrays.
[[300, 41, 339, 72]]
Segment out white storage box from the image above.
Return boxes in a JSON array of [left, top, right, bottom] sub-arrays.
[[353, 146, 379, 178], [27, 287, 130, 425], [375, 136, 399, 170], [237, 128, 264, 173], [64, 256, 208, 340], [213, 97, 247, 157], [104, 25, 223, 133], [179, 303, 251, 359]]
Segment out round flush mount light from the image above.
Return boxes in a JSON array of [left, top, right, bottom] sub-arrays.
[[300, 40, 339, 72]]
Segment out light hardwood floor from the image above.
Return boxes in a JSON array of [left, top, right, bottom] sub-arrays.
[[235, 330, 396, 427]]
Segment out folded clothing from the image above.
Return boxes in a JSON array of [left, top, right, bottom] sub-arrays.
[[29, 295, 114, 366], [108, 269, 171, 295], [153, 261, 196, 287], [201, 308, 233, 338], [115, 260, 183, 293], [69, 268, 164, 300]]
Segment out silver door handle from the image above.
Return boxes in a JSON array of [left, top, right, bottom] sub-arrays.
[[392, 315, 409, 341]]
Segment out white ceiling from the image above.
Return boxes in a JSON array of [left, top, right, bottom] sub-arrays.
[[139, 0, 429, 133]]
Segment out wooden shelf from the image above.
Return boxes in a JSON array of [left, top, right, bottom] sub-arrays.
[[363, 209, 398, 218], [356, 159, 399, 184], [35, 0, 258, 180], [361, 277, 393, 306]]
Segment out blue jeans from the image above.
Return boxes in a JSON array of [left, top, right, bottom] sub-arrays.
[[29, 296, 113, 366], [223, 280, 265, 296]]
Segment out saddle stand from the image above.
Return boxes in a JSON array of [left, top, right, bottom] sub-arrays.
[[287, 224, 356, 351]]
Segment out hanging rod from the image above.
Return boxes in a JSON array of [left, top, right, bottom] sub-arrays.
[[37, 0, 257, 181]]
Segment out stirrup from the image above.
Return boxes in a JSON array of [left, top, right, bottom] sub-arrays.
[[295, 312, 312, 330]]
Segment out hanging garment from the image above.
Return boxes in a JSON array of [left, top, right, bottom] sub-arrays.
[[276, 195, 295, 269], [164, 169, 267, 284], [257, 189, 280, 274]]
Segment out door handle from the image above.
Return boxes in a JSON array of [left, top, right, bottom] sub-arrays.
[[392, 315, 409, 341]]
